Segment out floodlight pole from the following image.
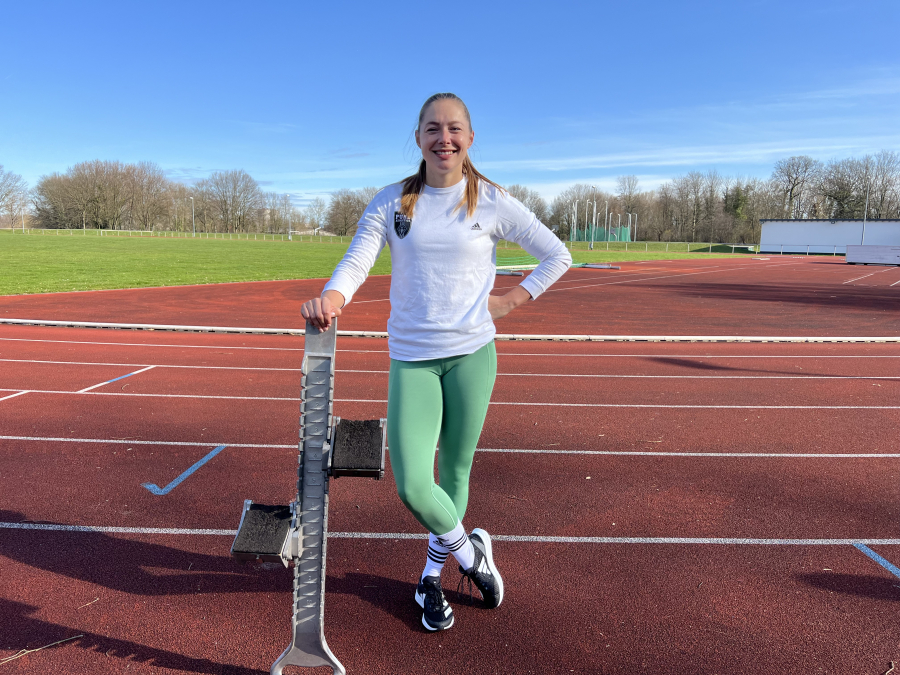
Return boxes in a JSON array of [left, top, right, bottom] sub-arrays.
[[602, 201, 608, 245], [584, 185, 597, 248], [288, 194, 292, 241], [861, 183, 870, 245], [573, 200, 579, 243], [190, 197, 195, 237], [632, 212, 638, 241], [590, 200, 597, 250]]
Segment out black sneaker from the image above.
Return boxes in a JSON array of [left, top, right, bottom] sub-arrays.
[[415, 575, 454, 631], [458, 528, 503, 609]]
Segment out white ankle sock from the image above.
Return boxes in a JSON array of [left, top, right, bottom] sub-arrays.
[[421, 533, 449, 580], [435, 521, 476, 571]]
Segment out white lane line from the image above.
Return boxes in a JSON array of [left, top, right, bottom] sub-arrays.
[[0, 435, 293, 448], [2, 359, 898, 380], [2, 336, 899, 356], [1, 521, 898, 546], [891, 278, 900, 287], [3, 435, 897, 458], [0, 358, 303, 372], [844, 269, 890, 284], [5, 322, 895, 344], [0, 391, 29, 402], [2, 389, 899, 409], [478, 448, 900, 458], [0, 337, 306, 352], [76, 365, 156, 393]]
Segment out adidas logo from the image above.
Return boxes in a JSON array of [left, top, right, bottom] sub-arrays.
[[471, 223, 482, 230]]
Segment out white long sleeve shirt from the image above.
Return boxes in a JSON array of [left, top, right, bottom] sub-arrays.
[[323, 178, 571, 361]]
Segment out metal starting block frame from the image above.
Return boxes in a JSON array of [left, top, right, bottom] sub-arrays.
[[231, 319, 386, 675]]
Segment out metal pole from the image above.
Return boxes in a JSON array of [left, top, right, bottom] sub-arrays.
[[573, 201, 579, 243], [590, 200, 596, 250], [861, 183, 870, 245], [190, 197, 195, 237], [633, 212, 638, 242], [603, 200, 608, 245], [588, 186, 595, 247], [288, 194, 292, 241]]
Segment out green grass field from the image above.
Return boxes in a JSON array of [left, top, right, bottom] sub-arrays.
[[0, 228, 756, 296]]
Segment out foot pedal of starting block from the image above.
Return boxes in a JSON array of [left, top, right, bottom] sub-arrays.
[[496, 270, 524, 276], [583, 263, 620, 270], [330, 418, 386, 479], [230, 501, 293, 565]]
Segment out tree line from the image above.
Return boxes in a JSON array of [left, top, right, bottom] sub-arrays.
[[1, 150, 898, 242]]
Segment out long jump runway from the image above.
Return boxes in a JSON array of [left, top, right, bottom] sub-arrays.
[[2, 257, 900, 674]]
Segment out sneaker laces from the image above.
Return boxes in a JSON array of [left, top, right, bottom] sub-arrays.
[[422, 578, 446, 612], [457, 566, 480, 605]]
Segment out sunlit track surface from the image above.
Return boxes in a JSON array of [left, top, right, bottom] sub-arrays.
[[3, 256, 900, 675]]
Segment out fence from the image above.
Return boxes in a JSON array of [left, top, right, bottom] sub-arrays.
[[5, 229, 351, 243]]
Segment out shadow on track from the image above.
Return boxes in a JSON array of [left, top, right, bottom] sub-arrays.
[[672, 282, 900, 313], [0, 510, 284, 596], [0, 598, 267, 674], [797, 572, 900, 601]]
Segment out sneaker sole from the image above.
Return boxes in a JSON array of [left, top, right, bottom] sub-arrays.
[[415, 589, 454, 631], [471, 527, 504, 608]]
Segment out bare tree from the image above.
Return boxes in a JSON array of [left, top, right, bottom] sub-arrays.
[[506, 184, 549, 223], [0, 166, 28, 228], [305, 197, 327, 231], [196, 170, 263, 233], [128, 162, 171, 231], [616, 175, 640, 215], [326, 189, 365, 235], [0, 165, 28, 227], [771, 156, 822, 219], [870, 150, 900, 218], [818, 157, 869, 218]]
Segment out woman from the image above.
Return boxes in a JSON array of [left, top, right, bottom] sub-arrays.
[[301, 92, 571, 632]]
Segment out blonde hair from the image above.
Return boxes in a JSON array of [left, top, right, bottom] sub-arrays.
[[400, 93, 504, 218]]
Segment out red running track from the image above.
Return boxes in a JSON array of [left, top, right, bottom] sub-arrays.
[[2, 257, 900, 673], [1, 256, 899, 336]]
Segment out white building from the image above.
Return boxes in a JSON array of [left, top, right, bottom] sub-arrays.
[[759, 219, 900, 255]]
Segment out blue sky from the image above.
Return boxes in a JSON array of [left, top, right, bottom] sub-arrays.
[[1, 0, 898, 206]]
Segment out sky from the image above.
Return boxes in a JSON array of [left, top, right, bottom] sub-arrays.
[[1, 0, 898, 206]]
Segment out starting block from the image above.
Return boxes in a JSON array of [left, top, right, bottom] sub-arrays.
[[231, 319, 386, 675]]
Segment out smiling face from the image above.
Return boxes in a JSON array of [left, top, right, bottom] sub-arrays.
[[415, 98, 474, 188]]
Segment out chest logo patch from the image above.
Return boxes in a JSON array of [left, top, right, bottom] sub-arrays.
[[394, 212, 411, 239], [471, 223, 482, 230]]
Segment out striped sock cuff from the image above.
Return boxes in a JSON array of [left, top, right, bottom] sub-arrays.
[[426, 546, 449, 564]]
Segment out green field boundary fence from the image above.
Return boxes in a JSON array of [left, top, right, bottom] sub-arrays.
[[3, 228, 774, 256], [5, 228, 354, 244]]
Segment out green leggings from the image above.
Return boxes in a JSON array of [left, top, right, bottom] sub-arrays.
[[387, 341, 497, 535]]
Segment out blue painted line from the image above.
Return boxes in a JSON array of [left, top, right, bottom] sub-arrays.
[[853, 543, 900, 579], [106, 372, 140, 384], [141, 445, 227, 495]]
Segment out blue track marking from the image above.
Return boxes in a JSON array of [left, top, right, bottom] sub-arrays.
[[78, 365, 156, 393], [853, 543, 900, 579], [141, 445, 227, 495]]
